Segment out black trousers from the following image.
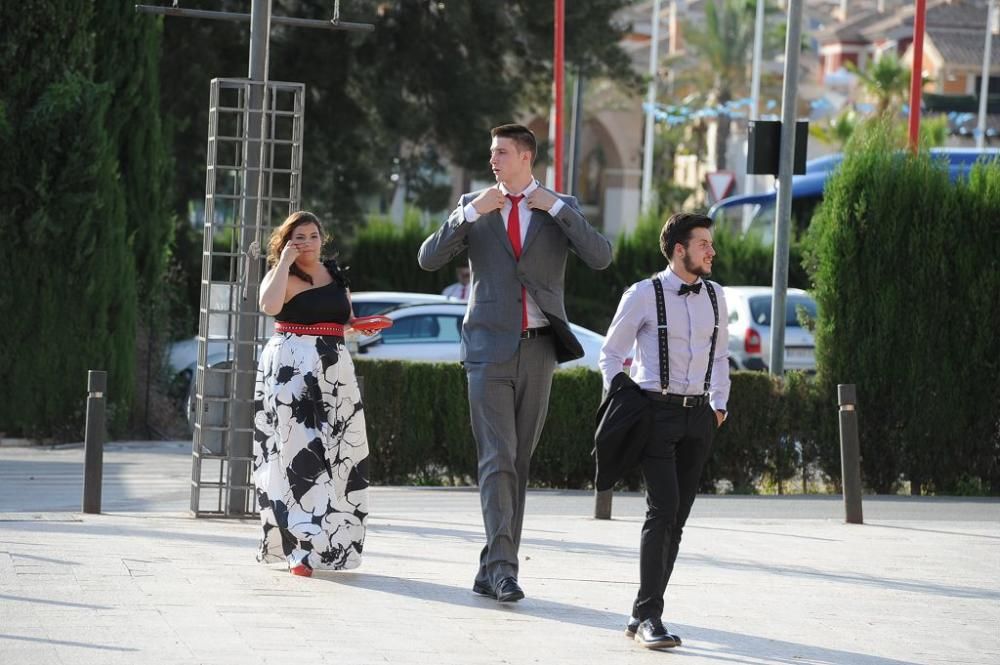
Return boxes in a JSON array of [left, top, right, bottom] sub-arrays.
[[632, 400, 716, 621]]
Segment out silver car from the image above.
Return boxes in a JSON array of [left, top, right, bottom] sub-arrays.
[[724, 286, 817, 372]]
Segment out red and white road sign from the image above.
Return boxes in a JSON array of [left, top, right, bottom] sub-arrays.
[[706, 170, 736, 202]]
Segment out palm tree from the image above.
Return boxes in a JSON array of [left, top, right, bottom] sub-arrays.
[[809, 109, 859, 148], [682, 0, 779, 170], [846, 53, 912, 116]]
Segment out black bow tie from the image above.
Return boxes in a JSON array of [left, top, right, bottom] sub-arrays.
[[678, 282, 702, 296]]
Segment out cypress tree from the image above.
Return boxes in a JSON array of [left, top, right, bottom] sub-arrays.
[[92, 6, 174, 434], [809, 121, 1000, 494], [93, 5, 172, 293], [0, 2, 136, 438]]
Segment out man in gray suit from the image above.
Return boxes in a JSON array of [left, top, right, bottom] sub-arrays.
[[418, 124, 612, 602]]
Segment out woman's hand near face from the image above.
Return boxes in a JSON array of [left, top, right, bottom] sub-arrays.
[[278, 241, 300, 268]]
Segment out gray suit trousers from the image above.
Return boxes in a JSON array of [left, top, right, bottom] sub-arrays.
[[467, 336, 557, 588]]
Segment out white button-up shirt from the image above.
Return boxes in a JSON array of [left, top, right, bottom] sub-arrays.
[[462, 179, 564, 328], [599, 267, 731, 411]]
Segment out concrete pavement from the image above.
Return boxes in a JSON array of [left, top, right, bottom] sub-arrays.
[[1, 442, 998, 664]]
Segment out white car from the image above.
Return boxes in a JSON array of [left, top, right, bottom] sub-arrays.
[[350, 291, 461, 317], [166, 337, 238, 394], [356, 302, 605, 371], [724, 286, 817, 372]]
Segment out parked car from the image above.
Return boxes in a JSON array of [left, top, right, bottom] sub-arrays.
[[725, 286, 817, 372], [166, 337, 237, 396], [355, 302, 605, 371], [350, 290, 461, 317]]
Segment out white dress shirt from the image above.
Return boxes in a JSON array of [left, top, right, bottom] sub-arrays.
[[461, 179, 564, 328], [441, 282, 468, 299], [599, 267, 731, 412]]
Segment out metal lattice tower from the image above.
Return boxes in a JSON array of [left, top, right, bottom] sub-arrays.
[[190, 78, 305, 516], [136, 0, 373, 518]]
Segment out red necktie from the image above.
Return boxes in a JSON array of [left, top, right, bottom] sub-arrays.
[[506, 194, 527, 331]]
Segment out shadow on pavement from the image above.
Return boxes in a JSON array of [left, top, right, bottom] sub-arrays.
[[687, 551, 1000, 601], [864, 522, 1000, 540], [0, 634, 138, 652], [314, 572, 921, 665], [374, 520, 639, 560], [0, 593, 110, 610], [0, 518, 258, 549]]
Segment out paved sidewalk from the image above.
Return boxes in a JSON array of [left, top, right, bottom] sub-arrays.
[[1, 443, 998, 665]]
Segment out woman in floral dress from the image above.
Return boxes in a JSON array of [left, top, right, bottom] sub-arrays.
[[255, 211, 375, 576]]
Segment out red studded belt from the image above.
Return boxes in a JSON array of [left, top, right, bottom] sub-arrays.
[[274, 321, 345, 337]]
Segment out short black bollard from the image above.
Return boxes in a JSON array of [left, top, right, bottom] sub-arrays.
[[82, 370, 107, 514], [837, 384, 863, 524], [594, 488, 612, 520]]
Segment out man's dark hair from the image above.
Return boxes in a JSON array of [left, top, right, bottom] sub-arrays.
[[491, 124, 537, 162], [659, 212, 713, 259]]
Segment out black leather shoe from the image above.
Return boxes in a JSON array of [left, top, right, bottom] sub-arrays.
[[625, 615, 681, 645], [472, 580, 496, 598], [633, 618, 680, 649], [494, 577, 525, 603]]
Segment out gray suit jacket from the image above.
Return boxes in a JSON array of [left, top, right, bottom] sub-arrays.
[[418, 187, 613, 364]]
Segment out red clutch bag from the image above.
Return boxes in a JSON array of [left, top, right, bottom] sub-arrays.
[[350, 315, 393, 331]]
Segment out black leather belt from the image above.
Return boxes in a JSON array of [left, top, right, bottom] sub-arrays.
[[645, 391, 709, 407], [520, 326, 552, 340]]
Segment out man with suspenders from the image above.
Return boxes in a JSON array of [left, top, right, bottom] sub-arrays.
[[598, 212, 731, 649]]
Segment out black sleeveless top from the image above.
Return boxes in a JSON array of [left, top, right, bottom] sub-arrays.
[[275, 260, 351, 325]]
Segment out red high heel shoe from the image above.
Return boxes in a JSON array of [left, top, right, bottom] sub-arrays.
[[289, 564, 313, 577]]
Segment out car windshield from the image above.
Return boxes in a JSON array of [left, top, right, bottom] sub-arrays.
[[748, 295, 817, 327]]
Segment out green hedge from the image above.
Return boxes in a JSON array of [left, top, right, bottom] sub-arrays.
[[355, 359, 834, 492], [348, 214, 465, 296], [808, 123, 1000, 495]]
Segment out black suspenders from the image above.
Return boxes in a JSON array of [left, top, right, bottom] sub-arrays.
[[652, 278, 671, 394], [651, 277, 719, 395], [703, 282, 719, 392]]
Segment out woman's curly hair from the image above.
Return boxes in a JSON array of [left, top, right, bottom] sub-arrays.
[[267, 210, 325, 285]]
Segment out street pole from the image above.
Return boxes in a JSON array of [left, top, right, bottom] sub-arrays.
[[554, 0, 565, 191], [223, 0, 273, 514], [838, 384, 864, 524], [908, 0, 928, 151], [976, 0, 997, 150], [82, 370, 107, 515], [568, 68, 585, 197], [745, 0, 766, 200], [768, 0, 804, 377], [641, 0, 663, 213]]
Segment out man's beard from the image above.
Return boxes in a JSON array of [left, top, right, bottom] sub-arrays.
[[683, 253, 711, 277]]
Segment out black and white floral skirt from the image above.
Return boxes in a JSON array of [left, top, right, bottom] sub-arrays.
[[253, 333, 369, 571]]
